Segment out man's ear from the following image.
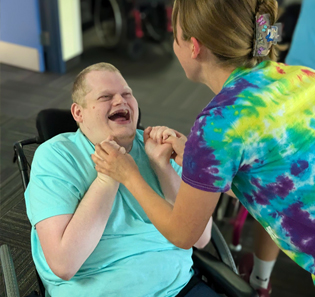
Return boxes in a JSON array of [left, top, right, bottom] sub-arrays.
[[191, 37, 201, 59], [71, 103, 83, 124]]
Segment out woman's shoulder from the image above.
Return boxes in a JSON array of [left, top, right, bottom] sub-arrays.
[[208, 61, 315, 110]]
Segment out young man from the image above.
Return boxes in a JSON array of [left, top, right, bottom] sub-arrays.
[[24, 63, 216, 297]]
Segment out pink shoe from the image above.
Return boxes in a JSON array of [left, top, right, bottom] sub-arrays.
[[238, 253, 272, 297]]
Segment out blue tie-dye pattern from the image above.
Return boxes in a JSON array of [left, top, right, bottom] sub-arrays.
[[182, 61, 315, 275]]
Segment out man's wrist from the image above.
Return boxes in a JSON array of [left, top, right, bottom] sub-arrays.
[[95, 175, 119, 189], [150, 161, 172, 175]]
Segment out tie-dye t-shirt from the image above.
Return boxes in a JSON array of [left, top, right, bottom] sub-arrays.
[[182, 61, 315, 276]]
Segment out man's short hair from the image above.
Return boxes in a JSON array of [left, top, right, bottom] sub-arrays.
[[72, 63, 120, 107]]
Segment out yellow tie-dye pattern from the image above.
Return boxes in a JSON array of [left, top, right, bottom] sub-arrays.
[[231, 71, 315, 148]]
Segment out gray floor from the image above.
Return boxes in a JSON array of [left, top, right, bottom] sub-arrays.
[[1, 40, 314, 297]]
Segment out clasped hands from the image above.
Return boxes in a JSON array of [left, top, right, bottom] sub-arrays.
[[91, 126, 187, 185]]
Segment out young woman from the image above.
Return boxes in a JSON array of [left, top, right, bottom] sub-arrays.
[[92, 0, 315, 291]]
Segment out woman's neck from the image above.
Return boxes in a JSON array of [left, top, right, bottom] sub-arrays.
[[198, 51, 235, 95], [203, 64, 235, 95]]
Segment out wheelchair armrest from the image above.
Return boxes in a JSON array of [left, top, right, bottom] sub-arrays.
[[0, 244, 20, 297], [192, 249, 258, 297], [211, 221, 238, 273]]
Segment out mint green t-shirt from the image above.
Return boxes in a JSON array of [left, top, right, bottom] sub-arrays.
[[25, 129, 193, 297]]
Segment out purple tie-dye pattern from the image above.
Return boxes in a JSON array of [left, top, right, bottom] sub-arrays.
[[209, 167, 219, 174], [248, 175, 295, 205], [244, 193, 254, 205], [291, 160, 309, 176], [239, 164, 252, 171], [182, 61, 315, 274], [184, 116, 223, 190], [281, 202, 315, 258], [213, 108, 223, 117], [270, 212, 277, 219], [253, 190, 271, 206], [203, 78, 259, 112], [267, 175, 295, 198]]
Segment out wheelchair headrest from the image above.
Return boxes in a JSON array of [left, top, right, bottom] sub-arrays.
[[36, 109, 77, 143]]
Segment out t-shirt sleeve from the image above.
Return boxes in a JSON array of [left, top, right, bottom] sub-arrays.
[[25, 142, 84, 226], [170, 159, 182, 177], [182, 107, 244, 192]]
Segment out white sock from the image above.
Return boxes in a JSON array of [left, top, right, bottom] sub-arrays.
[[249, 254, 276, 290]]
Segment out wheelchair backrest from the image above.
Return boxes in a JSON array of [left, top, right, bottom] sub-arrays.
[[36, 108, 143, 143], [36, 109, 78, 143]]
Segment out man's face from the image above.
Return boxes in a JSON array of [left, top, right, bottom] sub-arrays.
[[73, 70, 139, 146]]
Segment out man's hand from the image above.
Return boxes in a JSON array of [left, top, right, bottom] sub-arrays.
[[143, 127, 174, 169], [92, 141, 140, 185], [94, 139, 124, 186]]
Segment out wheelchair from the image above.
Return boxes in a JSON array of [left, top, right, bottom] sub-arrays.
[[0, 108, 257, 297], [93, 0, 173, 59]]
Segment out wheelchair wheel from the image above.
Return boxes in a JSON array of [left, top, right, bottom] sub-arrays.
[[141, 3, 167, 42], [0, 245, 20, 297], [94, 0, 126, 48]]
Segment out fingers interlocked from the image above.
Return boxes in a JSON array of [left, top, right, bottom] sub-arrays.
[[148, 126, 177, 144]]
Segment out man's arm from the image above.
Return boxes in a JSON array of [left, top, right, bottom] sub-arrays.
[[36, 177, 118, 280]]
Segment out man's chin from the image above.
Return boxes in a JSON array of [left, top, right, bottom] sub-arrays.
[[112, 129, 136, 143]]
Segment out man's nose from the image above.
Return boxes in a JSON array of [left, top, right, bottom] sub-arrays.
[[112, 94, 127, 105]]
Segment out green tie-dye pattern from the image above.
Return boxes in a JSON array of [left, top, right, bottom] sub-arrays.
[[184, 61, 315, 276]]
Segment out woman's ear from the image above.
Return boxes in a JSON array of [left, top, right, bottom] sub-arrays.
[[191, 37, 201, 59], [71, 103, 83, 124]]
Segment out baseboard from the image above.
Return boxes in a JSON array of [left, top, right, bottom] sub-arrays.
[[0, 41, 42, 72]]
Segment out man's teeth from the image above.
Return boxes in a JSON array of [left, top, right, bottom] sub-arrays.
[[112, 110, 128, 116]]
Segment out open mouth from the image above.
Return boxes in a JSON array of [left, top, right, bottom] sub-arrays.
[[108, 109, 130, 122]]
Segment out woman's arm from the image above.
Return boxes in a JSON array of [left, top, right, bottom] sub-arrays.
[[93, 143, 220, 249], [152, 162, 213, 248], [127, 172, 219, 249], [143, 126, 212, 248]]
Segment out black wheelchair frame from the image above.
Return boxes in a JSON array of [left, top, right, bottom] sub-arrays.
[[1, 108, 257, 297]]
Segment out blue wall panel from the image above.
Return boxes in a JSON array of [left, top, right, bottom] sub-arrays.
[[0, 0, 45, 71]]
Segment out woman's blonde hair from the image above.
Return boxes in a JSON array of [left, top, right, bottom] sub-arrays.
[[72, 62, 120, 107], [172, 0, 279, 68]]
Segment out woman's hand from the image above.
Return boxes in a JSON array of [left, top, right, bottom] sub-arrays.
[[147, 126, 177, 144], [145, 126, 186, 166], [163, 131, 187, 167], [93, 139, 123, 186], [92, 141, 139, 185], [144, 127, 173, 168]]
